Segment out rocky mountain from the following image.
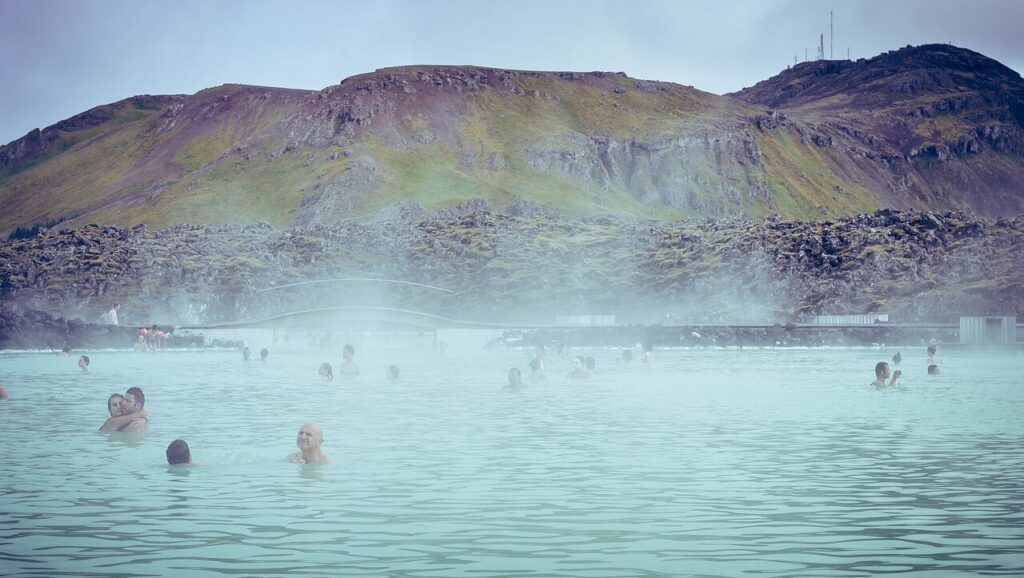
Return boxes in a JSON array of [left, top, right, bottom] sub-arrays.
[[732, 44, 1024, 216], [2, 44, 1022, 236]]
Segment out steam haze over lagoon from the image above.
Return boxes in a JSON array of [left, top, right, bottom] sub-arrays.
[[2, 0, 1023, 144]]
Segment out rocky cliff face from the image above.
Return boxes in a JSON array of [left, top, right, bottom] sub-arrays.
[[2, 45, 1022, 236], [733, 44, 1024, 215], [2, 209, 1020, 330]]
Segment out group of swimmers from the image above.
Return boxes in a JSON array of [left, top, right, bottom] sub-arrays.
[[872, 344, 943, 387], [0, 339, 954, 467], [136, 326, 168, 351], [504, 344, 657, 388], [315, 344, 362, 380]]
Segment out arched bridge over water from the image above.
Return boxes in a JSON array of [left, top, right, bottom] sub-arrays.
[[181, 306, 512, 332]]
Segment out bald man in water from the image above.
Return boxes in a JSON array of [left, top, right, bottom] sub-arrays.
[[287, 422, 332, 464]]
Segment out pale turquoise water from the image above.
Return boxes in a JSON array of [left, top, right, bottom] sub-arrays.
[[1, 340, 1022, 577]]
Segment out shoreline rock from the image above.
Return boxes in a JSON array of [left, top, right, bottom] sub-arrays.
[[0, 209, 1021, 339]]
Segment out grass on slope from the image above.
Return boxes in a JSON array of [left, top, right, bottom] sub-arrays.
[[0, 120, 160, 232], [99, 148, 325, 228], [756, 128, 878, 218], [364, 136, 677, 218], [0, 99, 165, 184]]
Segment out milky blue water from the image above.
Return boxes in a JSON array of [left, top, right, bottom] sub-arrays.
[[1, 339, 1022, 577]]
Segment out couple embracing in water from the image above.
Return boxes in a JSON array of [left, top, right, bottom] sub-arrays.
[[99, 387, 148, 433]]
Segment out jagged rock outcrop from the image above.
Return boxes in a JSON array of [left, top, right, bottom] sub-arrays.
[[1, 210, 1021, 335]]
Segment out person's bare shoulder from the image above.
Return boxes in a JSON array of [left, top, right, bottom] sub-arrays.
[[121, 419, 149, 433]]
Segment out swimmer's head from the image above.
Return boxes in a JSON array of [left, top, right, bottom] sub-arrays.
[[296, 422, 324, 451], [386, 365, 400, 380], [927, 345, 937, 355], [508, 368, 522, 386], [573, 356, 583, 368], [928, 364, 940, 375], [166, 439, 191, 465], [319, 363, 333, 381], [622, 349, 633, 362], [875, 362, 890, 379], [343, 344, 355, 360], [260, 348, 269, 360], [242, 347, 251, 360], [585, 357, 595, 370], [107, 393, 124, 417], [529, 358, 542, 372], [78, 355, 90, 370], [124, 387, 145, 411]]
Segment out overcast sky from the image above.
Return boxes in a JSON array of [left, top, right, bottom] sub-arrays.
[[2, 0, 1022, 144]]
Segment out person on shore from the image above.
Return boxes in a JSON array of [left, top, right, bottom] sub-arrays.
[[287, 422, 332, 464], [505, 367, 524, 389], [242, 347, 251, 361], [166, 439, 192, 465], [99, 393, 147, 432], [78, 355, 90, 374], [872, 362, 901, 387], [101, 303, 120, 326], [927, 345, 942, 367], [319, 363, 334, 381], [136, 328, 149, 352], [928, 364, 941, 375], [339, 344, 360, 375], [119, 387, 149, 433], [260, 348, 269, 363], [386, 365, 400, 381], [0, 386, 9, 400]]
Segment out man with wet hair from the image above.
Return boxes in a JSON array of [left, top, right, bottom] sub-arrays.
[[872, 362, 901, 387], [166, 439, 191, 465], [339, 344, 360, 375], [119, 387, 149, 432], [505, 367, 524, 389], [78, 355, 90, 374], [288, 422, 332, 464]]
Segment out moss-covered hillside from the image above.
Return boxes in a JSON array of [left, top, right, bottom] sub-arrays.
[[2, 45, 1022, 236]]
